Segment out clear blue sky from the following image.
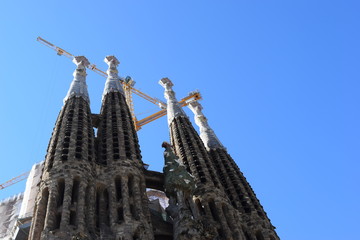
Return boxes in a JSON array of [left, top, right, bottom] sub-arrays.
[[0, 1, 359, 239]]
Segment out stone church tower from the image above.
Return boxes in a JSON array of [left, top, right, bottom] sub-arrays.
[[159, 78, 279, 240], [29, 56, 153, 240], [187, 100, 278, 240], [29, 56, 279, 240]]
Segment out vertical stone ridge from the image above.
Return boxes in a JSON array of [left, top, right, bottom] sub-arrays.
[[29, 59, 96, 240], [188, 101, 279, 240]]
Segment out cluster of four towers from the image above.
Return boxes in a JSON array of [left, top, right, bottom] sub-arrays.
[[29, 56, 279, 240]]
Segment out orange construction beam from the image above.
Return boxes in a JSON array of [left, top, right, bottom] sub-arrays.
[[0, 171, 29, 190]]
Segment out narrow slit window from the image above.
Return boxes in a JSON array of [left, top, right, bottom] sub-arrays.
[[71, 178, 80, 204], [57, 179, 65, 207]]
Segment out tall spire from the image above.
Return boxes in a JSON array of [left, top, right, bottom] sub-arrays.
[[95, 55, 154, 239], [159, 78, 186, 125], [188, 100, 279, 240], [188, 100, 224, 150], [63, 56, 90, 104], [102, 55, 123, 100]]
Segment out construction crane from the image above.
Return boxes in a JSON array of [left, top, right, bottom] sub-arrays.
[[122, 76, 138, 127], [37, 37, 201, 130], [0, 171, 29, 190], [1, 38, 202, 191], [137, 91, 201, 128]]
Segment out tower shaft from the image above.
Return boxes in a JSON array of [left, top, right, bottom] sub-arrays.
[[29, 57, 95, 240], [160, 78, 244, 240], [188, 100, 279, 240], [93, 56, 153, 239], [28, 55, 279, 240], [29, 56, 154, 240]]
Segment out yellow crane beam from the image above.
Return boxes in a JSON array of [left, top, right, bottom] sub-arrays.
[[37, 36, 160, 106], [0, 38, 204, 193], [37, 36, 202, 131], [38, 37, 108, 78], [122, 77, 139, 129], [0, 171, 29, 190], [137, 91, 202, 128]]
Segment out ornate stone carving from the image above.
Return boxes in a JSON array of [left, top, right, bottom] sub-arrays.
[[63, 56, 90, 104], [102, 55, 124, 100], [162, 142, 195, 196], [188, 100, 224, 150], [159, 78, 187, 125]]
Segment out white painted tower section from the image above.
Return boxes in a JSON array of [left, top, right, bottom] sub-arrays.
[[63, 56, 91, 104], [159, 78, 186, 125], [102, 55, 124, 101], [188, 100, 225, 150], [19, 162, 43, 219]]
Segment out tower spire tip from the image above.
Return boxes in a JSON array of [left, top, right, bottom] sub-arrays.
[[73, 56, 90, 67], [188, 100, 225, 150], [104, 55, 120, 66], [63, 56, 90, 104], [159, 78, 187, 125], [102, 55, 123, 100]]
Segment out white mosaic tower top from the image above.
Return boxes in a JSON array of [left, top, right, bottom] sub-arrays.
[[102, 55, 124, 101], [63, 56, 90, 104], [188, 100, 225, 150], [159, 77, 186, 125]]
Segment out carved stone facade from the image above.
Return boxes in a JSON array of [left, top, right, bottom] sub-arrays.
[[160, 78, 279, 240], [28, 57, 278, 240], [29, 56, 154, 240], [188, 101, 279, 240]]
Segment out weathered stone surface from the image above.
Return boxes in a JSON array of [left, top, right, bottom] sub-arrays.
[[30, 59, 156, 240], [161, 79, 279, 240], [28, 67, 278, 240], [162, 142, 200, 240], [188, 100, 279, 239]]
